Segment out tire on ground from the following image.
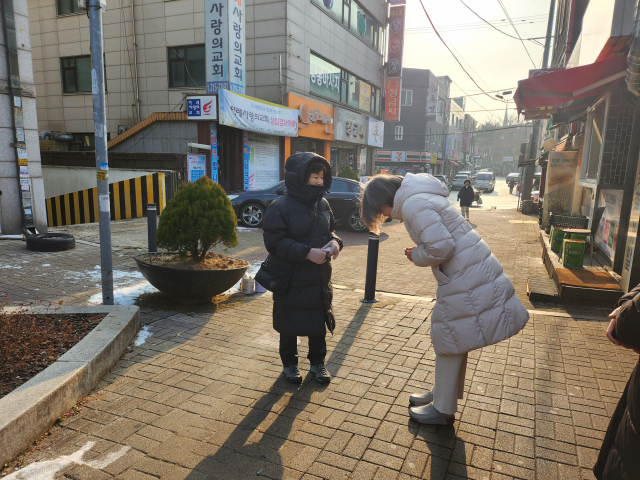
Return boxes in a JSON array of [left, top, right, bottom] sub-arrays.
[[26, 233, 76, 252]]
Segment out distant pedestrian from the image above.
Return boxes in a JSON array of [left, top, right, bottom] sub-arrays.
[[359, 174, 529, 425], [593, 285, 640, 480], [508, 178, 515, 194], [457, 179, 474, 222], [262, 152, 343, 385]]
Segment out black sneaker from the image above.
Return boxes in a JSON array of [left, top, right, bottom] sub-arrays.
[[310, 363, 331, 383], [283, 365, 302, 384]]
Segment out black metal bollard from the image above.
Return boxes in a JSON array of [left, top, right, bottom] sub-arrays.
[[361, 232, 380, 303], [147, 203, 157, 252]]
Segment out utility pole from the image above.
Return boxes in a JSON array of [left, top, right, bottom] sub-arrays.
[[522, 0, 556, 208], [88, 0, 114, 304]]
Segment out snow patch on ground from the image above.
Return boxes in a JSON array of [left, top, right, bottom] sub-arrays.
[[88, 281, 158, 305], [133, 325, 152, 346], [3, 441, 130, 480]]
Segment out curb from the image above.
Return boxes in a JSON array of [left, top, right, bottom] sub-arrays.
[[0, 305, 140, 465]]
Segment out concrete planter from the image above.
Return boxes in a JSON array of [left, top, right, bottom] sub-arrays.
[[0, 305, 140, 465], [134, 253, 248, 303]]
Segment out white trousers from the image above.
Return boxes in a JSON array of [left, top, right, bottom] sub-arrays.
[[432, 352, 468, 415]]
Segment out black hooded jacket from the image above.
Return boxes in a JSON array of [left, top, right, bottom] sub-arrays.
[[262, 153, 343, 337], [457, 184, 474, 207], [594, 284, 640, 480]]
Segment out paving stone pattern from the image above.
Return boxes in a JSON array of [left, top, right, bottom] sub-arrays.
[[1, 199, 638, 479]]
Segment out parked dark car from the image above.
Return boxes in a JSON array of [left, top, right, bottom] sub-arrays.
[[227, 177, 367, 232]]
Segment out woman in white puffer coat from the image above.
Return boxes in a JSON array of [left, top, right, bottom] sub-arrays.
[[360, 173, 529, 425]]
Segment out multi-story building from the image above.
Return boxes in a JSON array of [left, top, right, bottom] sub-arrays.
[[445, 97, 464, 168], [380, 68, 451, 175], [489, 124, 534, 175], [27, 0, 386, 190]]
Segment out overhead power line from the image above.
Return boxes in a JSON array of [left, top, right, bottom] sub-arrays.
[[457, 0, 544, 47], [417, 0, 506, 104], [496, 0, 537, 67]]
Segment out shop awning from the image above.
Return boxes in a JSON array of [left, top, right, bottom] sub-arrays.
[[514, 55, 627, 119], [449, 160, 459, 166]]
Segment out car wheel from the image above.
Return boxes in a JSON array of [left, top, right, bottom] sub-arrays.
[[240, 203, 265, 228], [26, 233, 75, 252], [346, 209, 367, 233]]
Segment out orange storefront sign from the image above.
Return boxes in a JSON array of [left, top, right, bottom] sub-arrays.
[[286, 93, 334, 140]]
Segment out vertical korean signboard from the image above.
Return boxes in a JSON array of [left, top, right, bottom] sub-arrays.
[[205, 0, 246, 94], [384, 4, 405, 122]]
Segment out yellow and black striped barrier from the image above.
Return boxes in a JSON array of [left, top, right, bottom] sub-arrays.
[[46, 172, 166, 227]]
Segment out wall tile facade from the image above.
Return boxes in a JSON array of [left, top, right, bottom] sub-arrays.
[[599, 89, 637, 186]]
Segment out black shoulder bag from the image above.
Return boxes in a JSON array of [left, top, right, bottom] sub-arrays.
[[256, 203, 320, 294]]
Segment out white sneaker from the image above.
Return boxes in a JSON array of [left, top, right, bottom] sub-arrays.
[[409, 391, 433, 406], [409, 404, 454, 425]]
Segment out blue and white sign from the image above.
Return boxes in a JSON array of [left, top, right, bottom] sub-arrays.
[[205, 0, 246, 95], [218, 90, 299, 137], [186, 96, 218, 120], [211, 124, 219, 183], [187, 154, 207, 183]]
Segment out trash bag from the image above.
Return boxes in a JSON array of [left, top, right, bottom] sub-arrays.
[[478, 197, 483, 205]]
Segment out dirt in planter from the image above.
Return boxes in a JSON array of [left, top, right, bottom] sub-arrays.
[[142, 252, 248, 271], [0, 310, 105, 398]]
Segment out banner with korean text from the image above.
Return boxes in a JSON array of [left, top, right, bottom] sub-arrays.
[[218, 90, 299, 136], [385, 78, 401, 122], [386, 5, 405, 79], [205, 0, 246, 94]]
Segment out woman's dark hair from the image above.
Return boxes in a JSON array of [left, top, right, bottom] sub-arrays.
[[360, 175, 404, 233], [304, 160, 327, 183]]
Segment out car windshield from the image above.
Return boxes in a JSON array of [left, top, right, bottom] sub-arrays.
[[476, 173, 493, 180], [454, 175, 467, 180]]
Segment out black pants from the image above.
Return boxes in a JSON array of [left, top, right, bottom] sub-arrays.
[[279, 335, 326, 367]]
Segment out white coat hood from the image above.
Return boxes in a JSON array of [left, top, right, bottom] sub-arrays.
[[391, 173, 449, 219]]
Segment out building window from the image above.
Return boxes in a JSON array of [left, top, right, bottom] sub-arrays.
[[520, 130, 528, 138], [401, 89, 413, 106], [168, 45, 206, 88], [311, 0, 383, 53], [310, 53, 380, 115], [495, 148, 502, 155], [581, 97, 608, 182], [395, 126, 403, 140], [61, 56, 92, 93], [57, 0, 82, 15]]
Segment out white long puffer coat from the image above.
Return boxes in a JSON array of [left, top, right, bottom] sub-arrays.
[[391, 173, 529, 356]]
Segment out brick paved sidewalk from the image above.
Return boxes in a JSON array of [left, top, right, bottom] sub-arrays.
[[1, 208, 637, 479], [3, 288, 637, 480]]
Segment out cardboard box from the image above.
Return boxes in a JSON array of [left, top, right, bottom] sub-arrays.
[[550, 226, 566, 251], [562, 239, 585, 268], [569, 232, 588, 242]]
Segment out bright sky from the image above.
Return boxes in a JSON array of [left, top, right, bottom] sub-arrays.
[[403, 0, 552, 125]]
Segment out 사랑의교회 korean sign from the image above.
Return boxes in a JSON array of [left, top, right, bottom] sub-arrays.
[[205, 0, 246, 94]]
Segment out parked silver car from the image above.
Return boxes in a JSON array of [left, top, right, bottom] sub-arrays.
[[475, 172, 495, 192], [451, 174, 470, 190]]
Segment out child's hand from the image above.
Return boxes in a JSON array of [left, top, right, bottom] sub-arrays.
[[322, 240, 340, 260], [307, 248, 327, 264], [404, 247, 413, 262]]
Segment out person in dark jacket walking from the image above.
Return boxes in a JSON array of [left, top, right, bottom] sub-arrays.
[[262, 152, 343, 385], [509, 177, 515, 194], [593, 284, 640, 480], [457, 179, 474, 222]]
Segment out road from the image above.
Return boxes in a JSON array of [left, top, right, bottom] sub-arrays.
[[447, 175, 521, 210]]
